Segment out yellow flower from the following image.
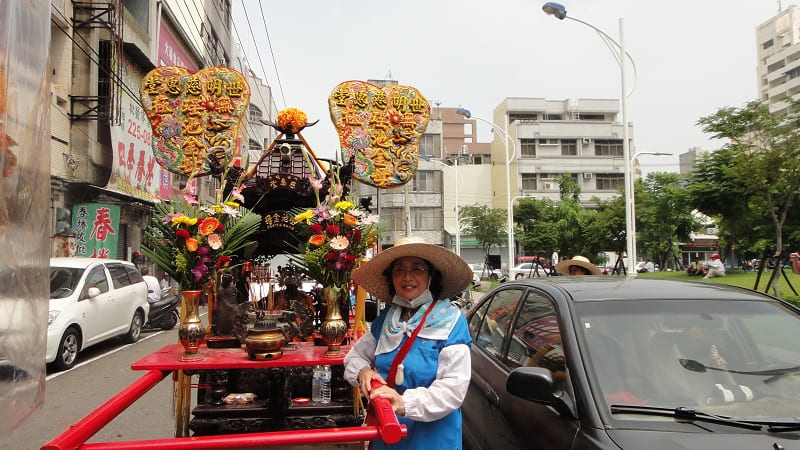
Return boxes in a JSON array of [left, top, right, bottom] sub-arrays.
[[334, 201, 355, 211], [185, 237, 198, 252], [171, 215, 198, 226], [294, 210, 314, 224], [225, 201, 240, 208]]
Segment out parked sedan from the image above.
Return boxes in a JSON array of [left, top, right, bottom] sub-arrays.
[[509, 262, 548, 279], [463, 277, 800, 449], [468, 263, 502, 281], [48, 258, 150, 370]]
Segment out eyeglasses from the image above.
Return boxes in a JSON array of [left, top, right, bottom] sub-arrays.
[[391, 266, 428, 277]]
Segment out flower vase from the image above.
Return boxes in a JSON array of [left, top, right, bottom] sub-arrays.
[[178, 290, 206, 361], [320, 285, 348, 357]]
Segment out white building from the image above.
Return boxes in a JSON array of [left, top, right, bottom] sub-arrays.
[[757, 5, 800, 116], [491, 97, 634, 210]]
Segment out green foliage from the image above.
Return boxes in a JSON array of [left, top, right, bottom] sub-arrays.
[[459, 204, 507, 262]]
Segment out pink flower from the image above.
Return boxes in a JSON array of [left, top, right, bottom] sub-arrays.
[[330, 236, 349, 250], [231, 185, 245, 202], [207, 233, 222, 250], [183, 192, 199, 205], [308, 176, 324, 191]]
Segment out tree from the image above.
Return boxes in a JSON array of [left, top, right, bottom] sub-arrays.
[[459, 204, 507, 270], [636, 172, 698, 270], [694, 100, 800, 296]]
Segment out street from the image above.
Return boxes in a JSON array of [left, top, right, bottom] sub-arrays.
[[0, 327, 180, 449]]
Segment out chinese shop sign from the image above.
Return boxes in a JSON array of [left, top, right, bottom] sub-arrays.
[[72, 203, 120, 259], [139, 66, 250, 176]]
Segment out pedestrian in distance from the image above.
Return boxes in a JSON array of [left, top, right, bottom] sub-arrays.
[[555, 255, 602, 276], [704, 254, 726, 279], [141, 267, 161, 304], [550, 249, 560, 276], [344, 235, 473, 450], [789, 252, 800, 275]]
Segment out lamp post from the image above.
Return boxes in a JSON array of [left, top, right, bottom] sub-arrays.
[[543, 2, 638, 274], [457, 216, 475, 257], [456, 108, 516, 274]]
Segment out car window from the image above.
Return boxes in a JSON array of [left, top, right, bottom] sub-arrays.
[[506, 292, 565, 385], [469, 288, 524, 359], [50, 267, 83, 299], [106, 263, 132, 288], [80, 266, 109, 298], [123, 265, 144, 284]]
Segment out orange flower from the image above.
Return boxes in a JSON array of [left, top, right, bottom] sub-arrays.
[[309, 234, 326, 247], [277, 108, 308, 133], [343, 214, 357, 227], [198, 217, 220, 236], [185, 237, 199, 252]]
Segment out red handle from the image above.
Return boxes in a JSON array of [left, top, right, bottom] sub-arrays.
[[369, 379, 404, 444]]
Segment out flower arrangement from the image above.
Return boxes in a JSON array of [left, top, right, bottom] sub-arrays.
[[277, 108, 308, 134], [141, 163, 262, 292], [291, 164, 382, 289]]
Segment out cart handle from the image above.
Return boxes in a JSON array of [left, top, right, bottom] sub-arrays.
[[368, 379, 404, 444]]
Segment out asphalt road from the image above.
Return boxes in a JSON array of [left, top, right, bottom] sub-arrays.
[[0, 326, 182, 449]]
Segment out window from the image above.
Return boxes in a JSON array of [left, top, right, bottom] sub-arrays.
[[124, 265, 144, 284], [762, 38, 774, 49], [594, 139, 623, 157], [249, 104, 263, 122], [576, 113, 605, 121], [561, 139, 577, 156], [419, 134, 440, 157], [509, 112, 538, 122], [469, 288, 525, 360], [506, 292, 565, 387], [107, 263, 133, 288], [596, 174, 624, 190], [249, 139, 262, 152], [412, 207, 442, 230], [543, 113, 563, 120], [81, 266, 109, 298], [464, 123, 473, 135], [521, 173, 537, 190], [520, 139, 536, 157], [412, 170, 437, 192], [538, 138, 558, 146]]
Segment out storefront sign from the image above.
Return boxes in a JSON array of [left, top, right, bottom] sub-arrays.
[[72, 203, 120, 258]]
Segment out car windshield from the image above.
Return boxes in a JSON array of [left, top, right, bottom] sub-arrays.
[[574, 299, 800, 422], [50, 267, 84, 299]]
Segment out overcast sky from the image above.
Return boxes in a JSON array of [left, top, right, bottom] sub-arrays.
[[232, 0, 781, 173]]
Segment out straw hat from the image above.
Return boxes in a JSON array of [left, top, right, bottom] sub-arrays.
[[555, 255, 602, 275], [352, 236, 473, 302]]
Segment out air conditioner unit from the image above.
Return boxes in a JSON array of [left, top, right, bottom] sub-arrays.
[[583, 172, 593, 179], [582, 138, 592, 145]]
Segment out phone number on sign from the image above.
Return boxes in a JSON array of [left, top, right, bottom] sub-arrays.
[[127, 119, 151, 144]]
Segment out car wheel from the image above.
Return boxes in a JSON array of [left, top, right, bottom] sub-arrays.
[[53, 327, 80, 371], [123, 310, 144, 343], [162, 310, 179, 330], [490, 273, 499, 280], [515, 273, 524, 280]]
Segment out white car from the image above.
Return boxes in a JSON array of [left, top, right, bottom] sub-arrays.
[[468, 263, 502, 281], [509, 262, 548, 279], [48, 258, 150, 371]]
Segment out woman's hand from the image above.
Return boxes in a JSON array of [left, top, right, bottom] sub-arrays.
[[357, 367, 386, 398], [370, 384, 405, 416]]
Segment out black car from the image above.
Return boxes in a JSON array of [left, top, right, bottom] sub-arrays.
[[463, 277, 800, 449]]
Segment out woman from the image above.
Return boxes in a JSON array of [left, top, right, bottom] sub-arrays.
[[554, 255, 602, 276], [344, 236, 473, 449]]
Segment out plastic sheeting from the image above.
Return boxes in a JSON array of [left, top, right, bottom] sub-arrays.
[[0, 0, 52, 437]]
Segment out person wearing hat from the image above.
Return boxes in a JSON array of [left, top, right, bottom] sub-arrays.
[[555, 255, 602, 276], [704, 254, 726, 279], [344, 236, 473, 450]]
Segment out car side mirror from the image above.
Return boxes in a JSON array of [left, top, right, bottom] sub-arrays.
[[506, 367, 575, 418], [85, 287, 101, 299]]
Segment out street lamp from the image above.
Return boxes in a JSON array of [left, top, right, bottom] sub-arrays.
[[456, 108, 516, 274], [457, 216, 475, 257], [543, 2, 639, 274]]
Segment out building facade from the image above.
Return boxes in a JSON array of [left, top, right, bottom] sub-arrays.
[[48, 0, 236, 259], [757, 5, 800, 116]]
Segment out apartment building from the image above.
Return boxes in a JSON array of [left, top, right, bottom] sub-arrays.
[[491, 97, 634, 210], [757, 5, 800, 116]]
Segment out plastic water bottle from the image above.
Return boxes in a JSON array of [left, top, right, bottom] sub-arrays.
[[311, 365, 322, 402], [320, 365, 332, 404]]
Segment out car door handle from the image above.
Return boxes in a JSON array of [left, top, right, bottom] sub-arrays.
[[485, 388, 499, 405]]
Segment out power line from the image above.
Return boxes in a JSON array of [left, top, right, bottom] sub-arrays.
[[256, 0, 287, 108]]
